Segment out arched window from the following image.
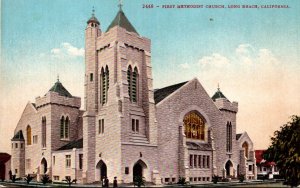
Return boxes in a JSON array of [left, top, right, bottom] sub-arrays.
[[26, 125, 32, 145], [242, 142, 249, 158], [42, 117, 46, 148], [183, 112, 205, 140], [132, 67, 138, 102], [226, 122, 232, 152], [127, 65, 139, 102], [65, 117, 69, 139], [60, 116, 65, 139], [60, 116, 70, 139], [127, 65, 132, 100], [100, 66, 109, 105]]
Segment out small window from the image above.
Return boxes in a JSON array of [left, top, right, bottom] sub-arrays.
[[136, 120, 139, 133], [194, 155, 197, 168], [11, 143, 13, 149], [164, 178, 170, 183], [132, 119, 135, 132], [90, 73, 93, 82], [98, 119, 102, 134], [66, 155, 71, 168], [198, 155, 202, 168], [249, 165, 252, 171], [194, 177, 197, 181], [79, 154, 83, 170], [202, 177, 205, 181], [189, 177, 193, 182], [263, 167, 266, 171], [15, 169, 18, 174], [15, 143, 18, 148], [53, 156, 55, 165], [102, 119, 104, 133], [54, 176, 59, 181], [172, 178, 176, 182], [198, 177, 201, 181], [189, 155, 193, 167], [202, 155, 206, 168], [125, 167, 129, 174], [207, 156, 210, 168], [21, 143, 23, 149]]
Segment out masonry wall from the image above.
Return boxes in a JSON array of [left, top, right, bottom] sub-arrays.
[[156, 79, 224, 180]]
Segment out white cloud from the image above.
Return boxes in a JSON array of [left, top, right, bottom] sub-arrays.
[[236, 44, 255, 65], [236, 43, 253, 55], [258, 48, 279, 65], [198, 53, 229, 68], [179, 62, 191, 69], [51, 42, 84, 59]]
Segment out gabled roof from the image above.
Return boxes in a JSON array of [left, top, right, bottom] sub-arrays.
[[154, 81, 188, 104], [57, 138, 83, 151], [48, 79, 72, 98], [236, 133, 242, 140], [212, 87, 228, 101], [11, 130, 24, 141], [106, 9, 138, 34]]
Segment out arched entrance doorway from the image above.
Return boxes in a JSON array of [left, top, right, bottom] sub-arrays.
[[96, 160, 107, 182], [133, 160, 147, 181], [41, 158, 47, 174], [225, 160, 233, 177]]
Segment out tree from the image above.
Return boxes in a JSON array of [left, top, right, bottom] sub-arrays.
[[263, 115, 300, 187]]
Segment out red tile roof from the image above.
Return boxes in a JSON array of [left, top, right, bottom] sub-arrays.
[[255, 150, 275, 166]]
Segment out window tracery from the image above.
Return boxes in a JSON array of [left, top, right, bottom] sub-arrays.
[[184, 112, 205, 140]]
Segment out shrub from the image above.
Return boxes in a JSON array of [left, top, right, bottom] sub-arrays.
[[238, 174, 245, 183], [212, 175, 219, 184], [41, 174, 51, 185], [133, 176, 145, 188], [177, 177, 187, 185], [25, 174, 34, 184], [63, 176, 77, 187], [11, 175, 16, 183]]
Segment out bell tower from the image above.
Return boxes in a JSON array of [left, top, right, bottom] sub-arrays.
[[83, 4, 159, 183], [82, 8, 101, 183]]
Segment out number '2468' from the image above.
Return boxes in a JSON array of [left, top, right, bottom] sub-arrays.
[[143, 4, 154, 8]]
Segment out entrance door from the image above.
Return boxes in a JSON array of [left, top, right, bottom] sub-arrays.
[[225, 160, 233, 177], [0, 162, 5, 180], [41, 158, 47, 174], [133, 163, 143, 178], [133, 160, 147, 182], [96, 160, 107, 181]]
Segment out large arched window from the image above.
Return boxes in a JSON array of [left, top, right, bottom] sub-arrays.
[[127, 65, 139, 102], [183, 112, 205, 140], [226, 122, 232, 152], [100, 66, 109, 105], [242, 142, 249, 158], [26, 125, 32, 145], [42, 117, 46, 148], [60, 116, 70, 139]]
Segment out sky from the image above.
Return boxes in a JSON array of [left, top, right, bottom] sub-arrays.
[[1, 0, 300, 153]]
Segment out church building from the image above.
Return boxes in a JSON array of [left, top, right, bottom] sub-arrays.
[[10, 5, 257, 185]]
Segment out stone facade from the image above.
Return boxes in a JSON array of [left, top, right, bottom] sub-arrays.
[[10, 6, 257, 185]]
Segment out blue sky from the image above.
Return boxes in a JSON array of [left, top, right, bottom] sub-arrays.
[[1, 0, 300, 152]]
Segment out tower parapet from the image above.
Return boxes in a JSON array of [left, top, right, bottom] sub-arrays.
[[212, 86, 238, 113]]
